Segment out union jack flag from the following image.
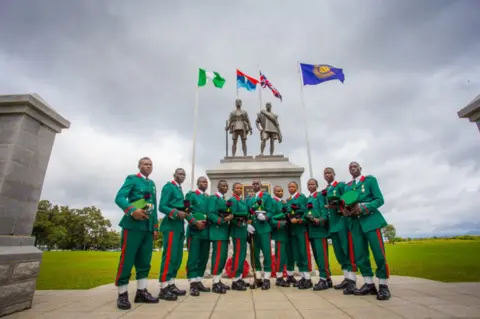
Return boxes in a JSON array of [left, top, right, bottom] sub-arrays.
[[259, 71, 283, 102]]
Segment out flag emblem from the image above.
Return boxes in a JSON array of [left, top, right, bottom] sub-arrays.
[[313, 65, 335, 79]]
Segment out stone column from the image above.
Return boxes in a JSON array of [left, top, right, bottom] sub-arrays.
[[0, 94, 70, 317]]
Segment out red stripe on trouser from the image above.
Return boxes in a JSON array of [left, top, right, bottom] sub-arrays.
[[213, 240, 221, 275], [376, 229, 390, 278], [305, 232, 312, 272], [233, 238, 240, 276], [186, 237, 191, 275], [347, 231, 357, 272], [276, 242, 281, 272], [160, 232, 174, 282], [115, 229, 128, 285], [322, 238, 330, 278]]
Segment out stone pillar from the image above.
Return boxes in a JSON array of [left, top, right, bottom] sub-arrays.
[[0, 94, 70, 317]]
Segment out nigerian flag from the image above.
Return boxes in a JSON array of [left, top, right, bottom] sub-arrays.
[[198, 68, 225, 88]]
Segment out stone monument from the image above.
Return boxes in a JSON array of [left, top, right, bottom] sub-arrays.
[[0, 94, 70, 316]]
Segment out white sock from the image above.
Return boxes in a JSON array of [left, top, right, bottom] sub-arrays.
[[348, 272, 357, 282], [264, 272, 271, 279], [168, 279, 174, 285], [255, 271, 262, 278], [213, 275, 220, 284], [304, 272, 311, 280], [276, 272, 283, 279], [320, 277, 327, 281], [364, 276, 374, 284], [188, 278, 195, 283], [343, 270, 348, 278], [137, 279, 148, 290], [287, 270, 294, 276], [160, 282, 168, 289], [118, 285, 128, 294], [379, 278, 388, 285], [197, 276, 203, 282], [235, 276, 242, 281]]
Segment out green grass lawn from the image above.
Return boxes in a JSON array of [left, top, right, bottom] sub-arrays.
[[36, 239, 480, 290]]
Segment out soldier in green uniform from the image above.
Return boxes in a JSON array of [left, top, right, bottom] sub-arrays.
[[185, 176, 211, 296], [114, 157, 160, 310], [342, 161, 391, 301], [322, 167, 357, 293], [270, 186, 290, 287], [207, 180, 234, 294], [229, 182, 251, 291], [158, 168, 206, 301], [246, 179, 274, 290], [286, 181, 313, 289]]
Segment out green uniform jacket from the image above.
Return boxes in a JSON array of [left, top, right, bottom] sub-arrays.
[[344, 175, 388, 233], [286, 193, 308, 235], [115, 173, 158, 232], [207, 192, 230, 241], [270, 197, 288, 241], [228, 194, 249, 239], [306, 192, 329, 238], [185, 190, 209, 239], [325, 181, 348, 233], [159, 180, 197, 233], [246, 191, 273, 234]]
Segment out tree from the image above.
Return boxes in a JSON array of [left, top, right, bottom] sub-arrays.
[[383, 224, 397, 244]]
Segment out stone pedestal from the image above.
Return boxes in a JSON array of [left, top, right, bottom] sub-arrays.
[[0, 94, 70, 317]]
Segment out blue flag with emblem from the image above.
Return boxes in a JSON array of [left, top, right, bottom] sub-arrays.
[[299, 63, 345, 86]]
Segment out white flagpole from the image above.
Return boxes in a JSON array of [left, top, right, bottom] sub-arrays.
[[191, 86, 199, 190], [297, 61, 313, 178], [257, 64, 263, 110]]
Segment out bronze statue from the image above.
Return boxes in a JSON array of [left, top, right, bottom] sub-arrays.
[[255, 102, 282, 156], [225, 99, 252, 157]]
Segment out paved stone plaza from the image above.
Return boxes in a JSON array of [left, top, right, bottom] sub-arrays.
[[4, 276, 480, 319]]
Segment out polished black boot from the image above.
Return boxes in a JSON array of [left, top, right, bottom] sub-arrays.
[[212, 282, 226, 294], [343, 279, 357, 295], [313, 279, 329, 291], [299, 279, 313, 289], [190, 282, 200, 297], [218, 280, 230, 290], [254, 278, 263, 288], [117, 292, 131, 310], [377, 284, 391, 300], [238, 279, 250, 288], [334, 278, 349, 290], [158, 288, 178, 301], [353, 283, 378, 296], [286, 276, 297, 287], [261, 279, 271, 290], [295, 278, 305, 288], [134, 289, 159, 303], [231, 280, 247, 291], [275, 278, 289, 287], [168, 283, 187, 296], [327, 278, 333, 288], [196, 281, 211, 292]]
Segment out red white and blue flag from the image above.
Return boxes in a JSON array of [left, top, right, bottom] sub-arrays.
[[236, 69, 259, 92], [260, 71, 283, 102]]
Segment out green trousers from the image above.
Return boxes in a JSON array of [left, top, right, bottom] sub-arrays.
[[231, 237, 247, 278], [350, 220, 389, 279], [253, 233, 272, 272], [310, 238, 331, 279], [211, 240, 229, 276], [331, 229, 354, 272], [115, 229, 153, 287], [186, 236, 210, 280], [274, 241, 287, 273], [159, 230, 185, 283], [291, 232, 312, 272], [286, 235, 295, 272]]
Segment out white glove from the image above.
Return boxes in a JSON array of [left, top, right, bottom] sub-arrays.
[[257, 213, 266, 221], [247, 224, 255, 234]]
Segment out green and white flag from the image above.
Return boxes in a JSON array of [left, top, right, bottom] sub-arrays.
[[197, 68, 225, 88]]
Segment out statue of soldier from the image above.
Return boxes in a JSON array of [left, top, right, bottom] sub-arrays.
[[256, 102, 282, 156], [225, 99, 252, 157]]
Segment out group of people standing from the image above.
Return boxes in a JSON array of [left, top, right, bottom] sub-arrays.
[[113, 157, 391, 310]]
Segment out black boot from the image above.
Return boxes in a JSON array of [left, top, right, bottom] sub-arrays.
[[377, 284, 391, 300], [196, 281, 211, 292], [353, 283, 378, 296], [190, 282, 200, 297], [327, 278, 333, 288], [134, 289, 159, 303], [313, 279, 329, 291], [275, 278, 289, 287], [261, 279, 271, 290], [168, 284, 186, 296], [231, 280, 247, 291], [343, 279, 357, 295], [299, 279, 313, 289], [212, 282, 226, 294], [254, 278, 263, 288], [295, 278, 305, 288], [158, 288, 178, 301], [334, 278, 349, 290], [219, 280, 230, 290], [117, 292, 131, 310], [286, 276, 298, 287], [238, 279, 250, 288]]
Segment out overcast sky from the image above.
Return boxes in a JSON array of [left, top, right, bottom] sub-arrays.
[[1, 0, 479, 237]]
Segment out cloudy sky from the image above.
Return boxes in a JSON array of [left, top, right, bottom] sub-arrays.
[[1, 0, 479, 237]]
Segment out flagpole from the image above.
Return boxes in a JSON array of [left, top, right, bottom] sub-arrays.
[[191, 86, 199, 190], [297, 61, 313, 178], [257, 64, 263, 110], [236, 69, 239, 99]]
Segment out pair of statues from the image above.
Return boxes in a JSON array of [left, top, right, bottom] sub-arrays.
[[225, 99, 283, 157]]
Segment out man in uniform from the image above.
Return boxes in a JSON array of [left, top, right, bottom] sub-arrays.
[[270, 186, 289, 287], [207, 180, 233, 294], [185, 176, 211, 296], [158, 168, 205, 301], [255, 102, 283, 156], [322, 167, 357, 293], [114, 157, 159, 310], [246, 179, 274, 290], [225, 99, 253, 157], [343, 162, 391, 301]]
